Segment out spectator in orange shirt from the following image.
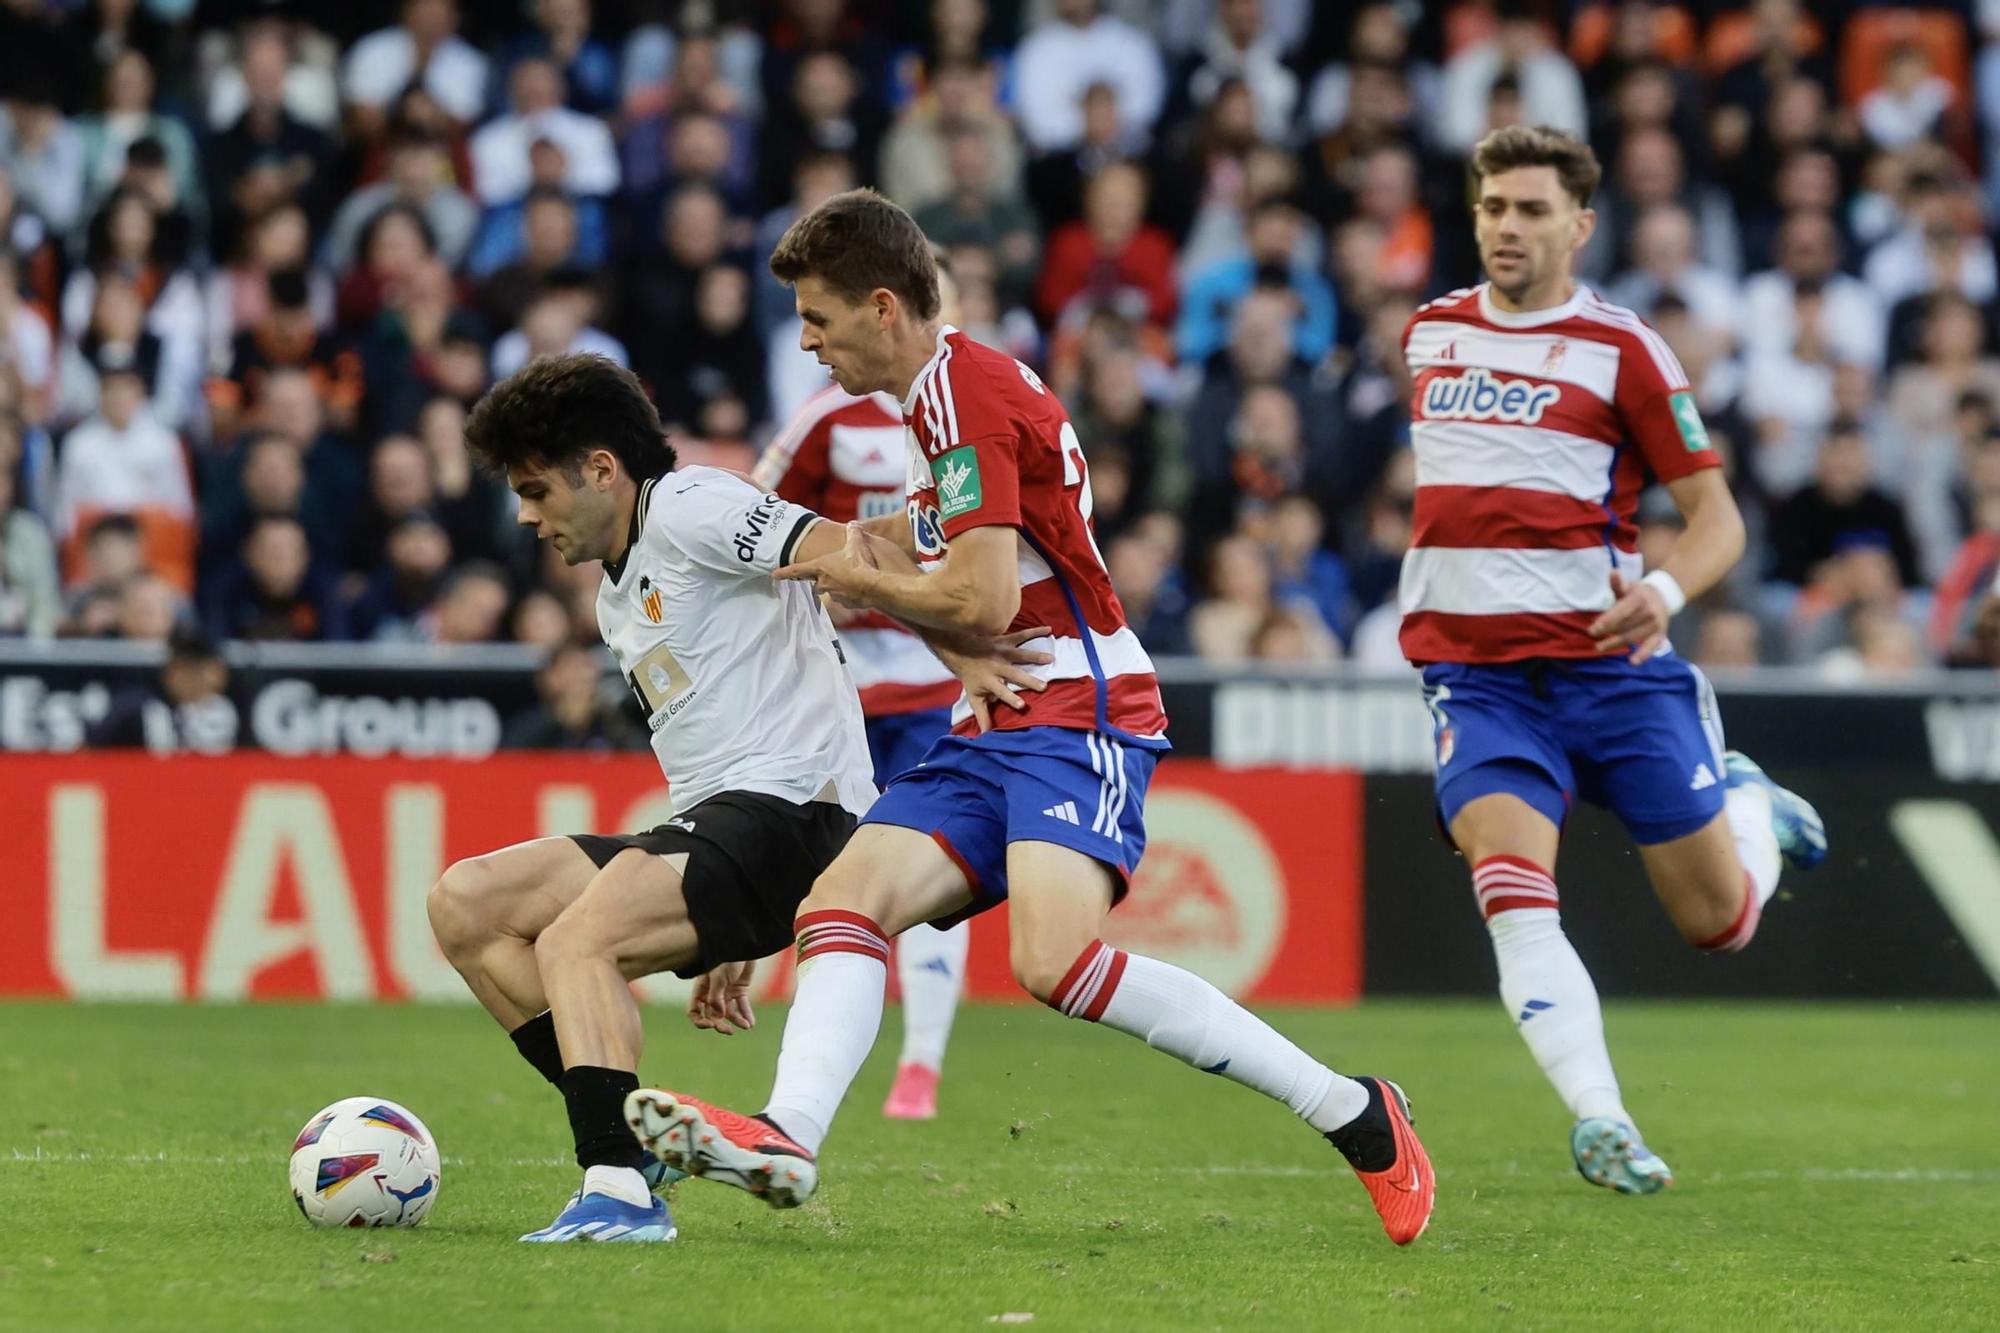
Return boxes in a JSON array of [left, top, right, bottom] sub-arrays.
[[1352, 142, 1432, 294]]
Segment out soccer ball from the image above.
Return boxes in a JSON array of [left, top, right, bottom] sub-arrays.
[[288, 1096, 441, 1228]]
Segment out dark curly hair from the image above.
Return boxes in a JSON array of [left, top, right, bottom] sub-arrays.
[[464, 354, 677, 483]]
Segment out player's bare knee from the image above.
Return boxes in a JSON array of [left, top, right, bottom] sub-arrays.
[[1677, 879, 1749, 947], [1009, 934, 1085, 1005], [532, 903, 608, 973], [427, 857, 498, 960]]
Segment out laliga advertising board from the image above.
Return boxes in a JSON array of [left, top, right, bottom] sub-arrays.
[[0, 754, 1361, 1003]]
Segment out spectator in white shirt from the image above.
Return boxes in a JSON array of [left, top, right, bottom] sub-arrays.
[[1182, 0, 1299, 142], [1860, 41, 1956, 151], [1436, 10, 1587, 152], [1741, 210, 1887, 372], [341, 0, 491, 132], [470, 57, 620, 207], [1606, 203, 1741, 343], [1013, 0, 1167, 153], [54, 355, 193, 541], [489, 274, 627, 381], [1863, 173, 1998, 309], [0, 88, 88, 236], [205, 19, 343, 134]]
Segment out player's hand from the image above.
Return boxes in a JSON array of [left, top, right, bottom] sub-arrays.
[[820, 591, 865, 627], [1590, 570, 1670, 664], [775, 522, 882, 605], [687, 959, 756, 1036], [931, 626, 1054, 731]]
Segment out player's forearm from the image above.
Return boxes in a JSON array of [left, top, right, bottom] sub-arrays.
[[859, 513, 918, 557], [1657, 493, 1745, 601], [851, 566, 1017, 636]]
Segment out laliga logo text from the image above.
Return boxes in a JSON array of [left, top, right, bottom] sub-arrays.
[[1422, 367, 1561, 425]]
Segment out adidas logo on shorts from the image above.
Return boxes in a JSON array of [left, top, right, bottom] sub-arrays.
[[1689, 763, 1717, 791], [1042, 801, 1080, 825]]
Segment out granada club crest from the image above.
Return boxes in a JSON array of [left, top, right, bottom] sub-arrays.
[[638, 574, 663, 624], [1437, 726, 1457, 767], [1540, 338, 1567, 378]]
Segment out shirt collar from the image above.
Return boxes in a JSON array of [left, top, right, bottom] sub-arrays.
[[1476, 282, 1592, 328], [603, 474, 657, 586], [900, 324, 958, 417]]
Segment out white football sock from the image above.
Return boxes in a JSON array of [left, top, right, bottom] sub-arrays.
[[894, 920, 968, 1072], [1052, 942, 1371, 1132], [1725, 783, 1782, 907], [761, 911, 889, 1154], [582, 1164, 651, 1207], [1485, 901, 1628, 1123]]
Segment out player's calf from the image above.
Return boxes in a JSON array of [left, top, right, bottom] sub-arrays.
[[1635, 813, 1764, 950], [1690, 876, 1760, 952]]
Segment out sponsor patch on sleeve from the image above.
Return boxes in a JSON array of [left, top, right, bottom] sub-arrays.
[[931, 446, 983, 521], [1668, 390, 1711, 453]]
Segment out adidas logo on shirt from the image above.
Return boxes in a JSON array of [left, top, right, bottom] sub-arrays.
[[1689, 763, 1717, 790], [1043, 801, 1080, 825]]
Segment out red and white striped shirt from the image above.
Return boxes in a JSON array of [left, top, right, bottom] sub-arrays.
[[753, 385, 961, 716], [1398, 284, 1721, 664], [902, 326, 1169, 743]]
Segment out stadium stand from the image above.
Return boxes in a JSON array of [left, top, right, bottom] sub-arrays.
[[4, 0, 2000, 687]]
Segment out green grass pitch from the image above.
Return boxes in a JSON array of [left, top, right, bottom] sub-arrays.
[[2, 1000, 1996, 1331]]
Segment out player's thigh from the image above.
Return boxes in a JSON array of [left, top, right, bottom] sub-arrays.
[[804, 822, 976, 936], [1004, 839, 1121, 997], [996, 732, 1158, 996], [538, 847, 701, 981], [1447, 791, 1563, 870], [429, 835, 602, 948], [1636, 810, 1747, 943]]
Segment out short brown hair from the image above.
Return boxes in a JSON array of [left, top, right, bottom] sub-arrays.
[[769, 188, 941, 319], [1468, 125, 1602, 208]]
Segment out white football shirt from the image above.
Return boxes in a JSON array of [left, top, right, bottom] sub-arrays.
[[594, 465, 876, 817]]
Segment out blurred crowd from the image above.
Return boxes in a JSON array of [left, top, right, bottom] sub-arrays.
[[7, 0, 2000, 745]]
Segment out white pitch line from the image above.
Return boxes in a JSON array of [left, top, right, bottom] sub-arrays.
[[5, 1150, 1997, 1185]]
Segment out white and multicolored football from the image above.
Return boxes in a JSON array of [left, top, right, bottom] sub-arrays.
[[288, 1096, 440, 1228]]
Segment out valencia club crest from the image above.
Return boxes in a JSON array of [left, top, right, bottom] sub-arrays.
[[638, 575, 663, 624]]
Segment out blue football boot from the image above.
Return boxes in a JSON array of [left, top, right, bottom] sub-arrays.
[[1571, 1118, 1674, 1195], [519, 1183, 676, 1243], [1723, 751, 1827, 870]]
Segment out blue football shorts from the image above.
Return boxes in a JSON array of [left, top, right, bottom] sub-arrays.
[[861, 725, 1162, 927], [863, 706, 955, 791], [1421, 653, 1727, 846]]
